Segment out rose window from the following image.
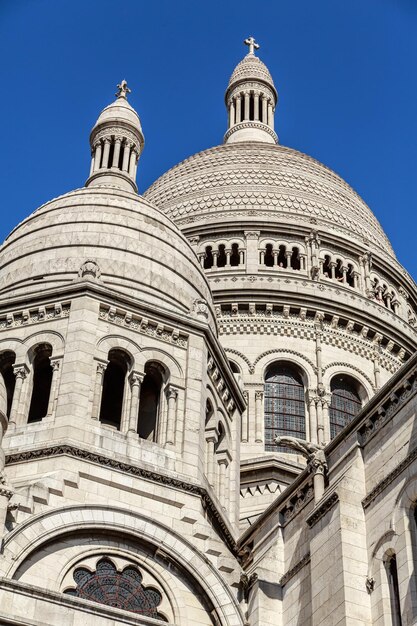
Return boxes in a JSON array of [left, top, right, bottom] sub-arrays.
[[64, 557, 166, 620]]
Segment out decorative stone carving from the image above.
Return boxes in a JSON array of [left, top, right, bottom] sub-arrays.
[[78, 260, 101, 280], [193, 299, 209, 320]]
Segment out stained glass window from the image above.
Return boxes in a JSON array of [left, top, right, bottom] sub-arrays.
[[64, 557, 166, 621], [329, 377, 362, 439], [264, 363, 306, 451]]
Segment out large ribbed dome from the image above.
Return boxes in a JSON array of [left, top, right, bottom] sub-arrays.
[[0, 186, 214, 321], [144, 142, 394, 256]]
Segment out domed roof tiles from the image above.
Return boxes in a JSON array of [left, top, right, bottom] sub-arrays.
[[144, 142, 394, 256]]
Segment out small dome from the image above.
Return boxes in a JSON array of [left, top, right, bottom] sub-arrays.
[[92, 96, 143, 136], [0, 187, 215, 324], [228, 53, 276, 94]]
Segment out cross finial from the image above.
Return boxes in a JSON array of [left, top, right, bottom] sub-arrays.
[[244, 36, 260, 55], [115, 79, 131, 99]]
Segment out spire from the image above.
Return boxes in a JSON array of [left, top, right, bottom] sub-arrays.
[[86, 81, 145, 192], [224, 38, 278, 145]]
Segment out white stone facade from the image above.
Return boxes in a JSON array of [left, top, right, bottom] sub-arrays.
[[0, 39, 416, 626]]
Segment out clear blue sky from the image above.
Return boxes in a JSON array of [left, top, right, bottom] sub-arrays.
[[1, 1, 416, 277]]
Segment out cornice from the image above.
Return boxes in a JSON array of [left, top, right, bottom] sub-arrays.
[[279, 552, 311, 586], [99, 304, 189, 349], [306, 492, 339, 528], [5, 444, 239, 556], [362, 443, 417, 509]]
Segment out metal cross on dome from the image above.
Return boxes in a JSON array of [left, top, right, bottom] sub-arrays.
[[244, 36, 260, 55], [116, 79, 131, 99]]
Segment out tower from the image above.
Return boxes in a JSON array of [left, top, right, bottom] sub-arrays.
[[0, 84, 246, 626]]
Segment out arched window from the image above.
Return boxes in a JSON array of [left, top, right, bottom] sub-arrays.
[[205, 399, 214, 425], [230, 243, 240, 266], [138, 363, 163, 441], [204, 246, 213, 270], [0, 351, 16, 418], [323, 255, 331, 278], [228, 360, 240, 374], [264, 362, 306, 452], [217, 244, 226, 268], [99, 349, 130, 429], [264, 244, 274, 267], [386, 554, 402, 626], [290, 247, 300, 270], [335, 259, 343, 281], [278, 245, 287, 268], [28, 344, 53, 423], [346, 263, 354, 287], [329, 375, 362, 439]]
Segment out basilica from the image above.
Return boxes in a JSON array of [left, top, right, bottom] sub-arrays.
[[0, 38, 416, 626]]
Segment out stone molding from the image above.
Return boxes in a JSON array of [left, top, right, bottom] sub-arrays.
[[279, 477, 314, 526], [279, 552, 311, 586], [306, 492, 339, 528], [99, 305, 188, 349], [0, 302, 70, 331], [222, 309, 403, 376], [4, 444, 238, 556], [362, 444, 417, 509], [359, 371, 417, 446], [223, 121, 278, 143], [207, 354, 236, 416]]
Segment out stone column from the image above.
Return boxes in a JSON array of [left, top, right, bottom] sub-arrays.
[[165, 387, 178, 446], [0, 411, 13, 545], [93, 142, 102, 172], [244, 93, 250, 120], [262, 96, 267, 124], [212, 251, 218, 268], [47, 358, 61, 417], [254, 92, 260, 120], [127, 372, 142, 435], [308, 394, 318, 444], [239, 249, 245, 265], [255, 391, 263, 443], [316, 398, 325, 445], [329, 262, 336, 279], [285, 250, 292, 269], [267, 101, 273, 127], [353, 271, 360, 289], [112, 137, 122, 168], [309, 454, 327, 503], [91, 361, 108, 420], [241, 391, 248, 443], [102, 139, 111, 169], [244, 231, 260, 274], [218, 459, 228, 508], [9, 365, 28, 429], [199, 254, 205, 268], [206, 434, 217, 487], [235, 95, 242, 123], [122, 141, 131, 171], [322, 395, 331, 443], [129, 148, 137, 176], [225, 249, 231, 266], [259, 249, 265, 265], [273, 250, 279, 266], [342, 266, 348, 283], [373, 353, 381, 390]]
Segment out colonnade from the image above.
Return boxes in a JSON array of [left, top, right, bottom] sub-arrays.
[[228, 91, 274, 128], [89, 136, 139, 179]]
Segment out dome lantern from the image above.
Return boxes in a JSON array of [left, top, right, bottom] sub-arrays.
[[86, 80, 145, 192], [224, 38, 278, 145]]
